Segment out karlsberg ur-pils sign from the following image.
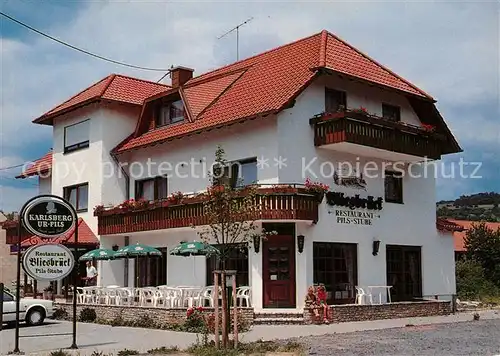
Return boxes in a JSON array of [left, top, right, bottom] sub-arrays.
[[22, 196, 76, 238]]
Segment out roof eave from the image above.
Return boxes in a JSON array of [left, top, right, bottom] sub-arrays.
[[115, 110, 279, 154], [33, 98, 101, 125], [315, 67, 435, 102], [15, 169, 50, 179]]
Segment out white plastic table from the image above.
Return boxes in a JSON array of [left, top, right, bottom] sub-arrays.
[[367, 286, 392, 304]]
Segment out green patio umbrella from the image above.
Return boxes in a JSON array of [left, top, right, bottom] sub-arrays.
[[170, 241, 220, 281], [78, 248, 116, 261], [115, 243, 162, 287], [114, 243, 162, 258], [169, 241, 220, 257]]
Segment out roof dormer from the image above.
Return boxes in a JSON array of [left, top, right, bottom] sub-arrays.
[[154, 94, 186, 128]]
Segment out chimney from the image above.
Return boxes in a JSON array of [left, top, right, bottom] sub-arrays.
[[170, 66, 194, 88]]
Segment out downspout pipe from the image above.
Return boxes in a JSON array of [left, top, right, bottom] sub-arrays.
[[110, 151, 130, 200]]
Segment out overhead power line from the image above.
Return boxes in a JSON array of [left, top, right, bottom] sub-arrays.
[[0, 163, 26, 171], [0, 11, 172, 72]]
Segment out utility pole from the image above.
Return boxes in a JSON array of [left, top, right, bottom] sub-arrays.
[[217, 17, 254, 61]]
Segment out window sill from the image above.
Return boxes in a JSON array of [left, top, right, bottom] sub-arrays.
[[385, 199, 404, 204], [154, 121, 184, 129], [64, 143, 90, 155], [76, 209, 88, 213]]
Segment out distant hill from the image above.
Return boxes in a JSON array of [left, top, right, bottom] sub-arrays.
[[437, 192, 500, 222]]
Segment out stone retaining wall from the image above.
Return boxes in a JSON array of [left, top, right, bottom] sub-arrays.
[[54, 303, 254, 327], [304, 300, 452, 324]]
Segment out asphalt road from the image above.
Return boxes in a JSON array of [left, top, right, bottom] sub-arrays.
[[294, 319, 500, 356]]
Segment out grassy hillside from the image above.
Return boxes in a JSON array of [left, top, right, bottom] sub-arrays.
[[437, 192, 500, 222]]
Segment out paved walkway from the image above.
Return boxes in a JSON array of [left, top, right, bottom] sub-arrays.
[[1, 310, 498, 355]]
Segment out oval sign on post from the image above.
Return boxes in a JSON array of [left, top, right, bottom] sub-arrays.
[[22, 244, 75, 281], [22, 196, 76, 239]]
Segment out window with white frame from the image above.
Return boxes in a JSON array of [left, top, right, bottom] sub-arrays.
[[135, 176, 168, 201], [64, 120, 90, 153], [64, 183, 89, 212], [213, 158, 257, 188]]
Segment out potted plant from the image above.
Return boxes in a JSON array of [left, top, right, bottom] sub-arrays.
[[304, 178, 329, 203], [168, 191, 184, 205], [421, 123, 436, 132], [271, 184, 296, 194], [93, 204, 105, 215]]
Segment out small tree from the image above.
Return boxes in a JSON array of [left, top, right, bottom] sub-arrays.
[[456, 258, 498, 300], [195, 146, 273, 348], [464, 222, 500, 285]]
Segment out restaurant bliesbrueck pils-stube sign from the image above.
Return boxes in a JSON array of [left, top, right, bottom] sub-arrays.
[[22, 244, 75, 281], [22, 196, 76, 238]]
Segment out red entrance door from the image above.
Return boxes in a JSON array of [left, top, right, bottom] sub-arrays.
[[263, 235, 296, 308]]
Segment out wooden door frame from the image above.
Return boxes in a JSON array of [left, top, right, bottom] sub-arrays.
[[262, 234, 296, 308]]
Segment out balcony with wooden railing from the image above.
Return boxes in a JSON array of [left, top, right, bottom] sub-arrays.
[[310, 110, 449, 160], [96, 185, 321, 235]]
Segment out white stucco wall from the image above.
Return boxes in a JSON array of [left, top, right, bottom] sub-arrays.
[[51, 103, 139, 286], [277, 76, 455, 307], [121, 117, 279, 197], [38, 176, 52, 195]]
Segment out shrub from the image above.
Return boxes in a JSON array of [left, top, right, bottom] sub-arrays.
[[456, 259, 499, 300], [147, 346, 179, 354], [186, 339, 304, 355], [131, 314, 158, 328], [79, 307, 97, 322], [49, 350, 70, 356], [52, 307, 69, 320], [117, 350, 139, 356]]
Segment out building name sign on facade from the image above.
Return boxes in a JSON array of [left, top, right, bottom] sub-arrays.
[[21, 196, 76, 239], [325, 191, 383, 210], [333, 209, 380, 225], [22, 244, 75, 281]]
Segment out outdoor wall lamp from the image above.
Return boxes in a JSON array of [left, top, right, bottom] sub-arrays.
[[372, 240, 381, 256], [253, 235, 260, 253], [297, 235, 305, 253], [112, 244, 119, 251]]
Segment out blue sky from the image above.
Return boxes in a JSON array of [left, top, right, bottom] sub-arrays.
[[1, 1, 499, 211]]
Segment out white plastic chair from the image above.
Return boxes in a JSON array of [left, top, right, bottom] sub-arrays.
[[236, 286, 251, 307], [139, 288, 154, 307], [153, 289, 166, 307], [82, 287, 97, 304], [355, 287, 373, 305], [76, 288, 85, 304], [115, 288, 132, 306], [198, 286, 215, 307], [182, 288, 202, 308]]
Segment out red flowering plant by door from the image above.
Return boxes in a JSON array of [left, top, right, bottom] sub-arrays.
[[304, 284, 331, 324]]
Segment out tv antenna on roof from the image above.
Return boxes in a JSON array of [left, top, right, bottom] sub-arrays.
[[217, 17, 254, 61]]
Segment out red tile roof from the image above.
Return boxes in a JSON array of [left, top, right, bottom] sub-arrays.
[[20, 218, 98, 247], [16, 150, 53, 179], [34, 74, 169, 125], [447, 219, 500, 252], [114, 30, 434, 152], [436, 217, 465, 233]]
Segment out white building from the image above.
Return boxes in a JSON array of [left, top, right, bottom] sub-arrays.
[[13, 30, 462, 311]]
